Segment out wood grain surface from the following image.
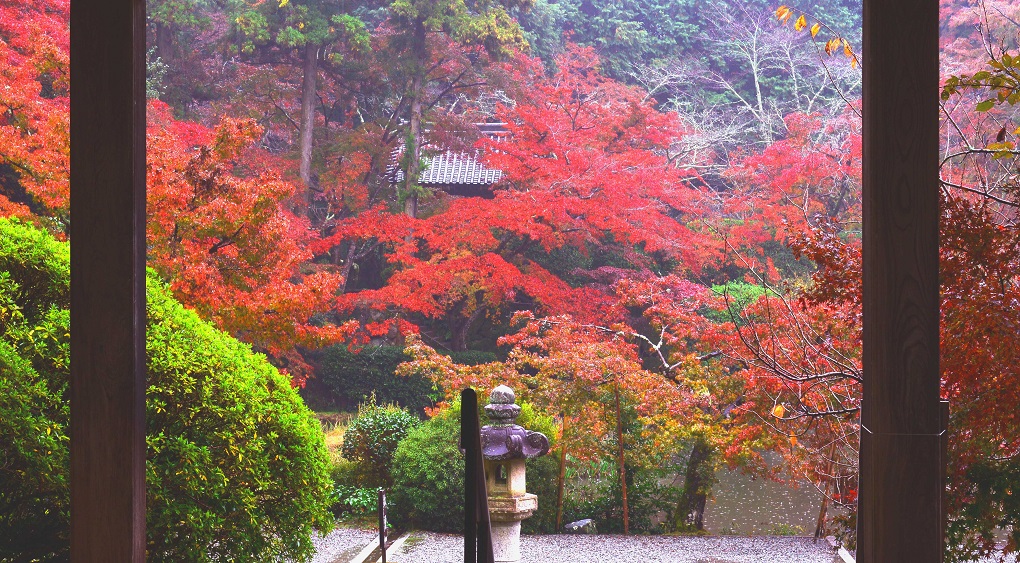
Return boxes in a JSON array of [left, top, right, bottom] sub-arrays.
[[69, 0, 147, 560], [858, 0, 943, 561]]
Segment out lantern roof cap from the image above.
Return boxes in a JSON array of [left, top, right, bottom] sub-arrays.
[[480, 385, 550, 461]]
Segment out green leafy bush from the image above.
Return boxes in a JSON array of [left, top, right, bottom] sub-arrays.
[[388, 403, 464, 533], [340, 402, 419, 488], [705, 282, 768, 324], [521, 450, 560, 534], [331, 485, 379, 517], [0, 219, 71, 561], [0, 218, 334, 562], [559, 457, 671, 535], [146, 278, 334, 561], [389, 397, 557, 533], [328, 451, 379, 518]]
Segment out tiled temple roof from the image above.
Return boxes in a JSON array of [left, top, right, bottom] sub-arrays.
[[389, 123, 507, 195], [418, 151, 502, 186]]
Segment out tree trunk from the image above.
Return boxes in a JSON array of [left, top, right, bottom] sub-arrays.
[[556, 414, 569, 531], [403, 23, 427, 218], [299, 43, 318, 192], [815, 480, 831, 540], [614, 383, 629, 535], [154, 22, 174, 64], [672, 436, 713, 531], [814, 444, 837, 540], [450, 302, 484, 351], [339, 243, 357, 293]]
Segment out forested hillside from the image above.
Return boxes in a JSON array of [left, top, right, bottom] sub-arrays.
[[2, 0, 1019, 559]]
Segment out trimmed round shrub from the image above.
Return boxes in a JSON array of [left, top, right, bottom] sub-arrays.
[[389, 398, 557, 533], [388, 403, 464, 532], [339, 402, 419, 488], [0, 218, 334, 562], [146, 278, 334, 561]]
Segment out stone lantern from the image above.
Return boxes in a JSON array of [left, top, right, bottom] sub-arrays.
[[480, 385, 550, 563]]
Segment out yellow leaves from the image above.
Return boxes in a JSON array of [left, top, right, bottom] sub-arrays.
[[775, 7, 811, 35], [772, 404, 785, 418], [988, 141, 1016, 151], [987, 139, 1017, 158], [777, 9, 859, 68], [824, 38, 841, 56], [278, 0, 289, 6], [775, 8, 856, 62]]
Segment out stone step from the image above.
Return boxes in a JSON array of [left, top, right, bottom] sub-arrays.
[[349, 532, 409, 563]]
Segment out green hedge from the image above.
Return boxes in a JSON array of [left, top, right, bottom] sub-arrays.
[[388, 397, 558, 534], [0, 218, 333, 562], [317, 345, 497, 414]]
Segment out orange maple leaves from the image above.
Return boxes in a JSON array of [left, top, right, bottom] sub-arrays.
[[145, 103, 354, 384], [0, 0, 71, 224]]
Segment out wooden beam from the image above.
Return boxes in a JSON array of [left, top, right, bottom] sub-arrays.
[[69, 0, 147, 560], [858, 0, 942, 561]]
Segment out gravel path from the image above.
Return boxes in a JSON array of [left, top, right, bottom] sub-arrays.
[[305, 526, 378, 563], [309, 528, 1018, 563], [391, 532, 840, 563]]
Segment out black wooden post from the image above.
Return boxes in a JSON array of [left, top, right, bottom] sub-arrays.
[[462, 388, 494, 563], [69, 0, 147, 560], [464, 389, 478, 563], [379, 488, 387, 563], [858, 0, 942, 561]]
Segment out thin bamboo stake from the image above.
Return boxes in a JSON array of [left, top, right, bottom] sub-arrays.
[[614, 382, 629, 535], [555, 414, 569, 531]]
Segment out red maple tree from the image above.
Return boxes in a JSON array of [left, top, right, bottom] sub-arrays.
[[323, 46, 715, 350], [146, 102, 355, 383], [0, 0, 70, 226]]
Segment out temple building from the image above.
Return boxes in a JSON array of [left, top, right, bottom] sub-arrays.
[[390, 122, 507, 198]]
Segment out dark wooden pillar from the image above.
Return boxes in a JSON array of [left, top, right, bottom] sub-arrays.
[[858, 0, 942, 561], [69, 0, 147, 560]]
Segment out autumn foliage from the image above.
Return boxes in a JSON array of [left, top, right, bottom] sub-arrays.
[[146, 103, 355, 382], [0, 0, 70, 225], [3, 0, 1020, 556]]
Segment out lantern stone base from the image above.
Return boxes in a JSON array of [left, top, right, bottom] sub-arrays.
[[490, 520, 522, 563], [488, 493, 537, 563]]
